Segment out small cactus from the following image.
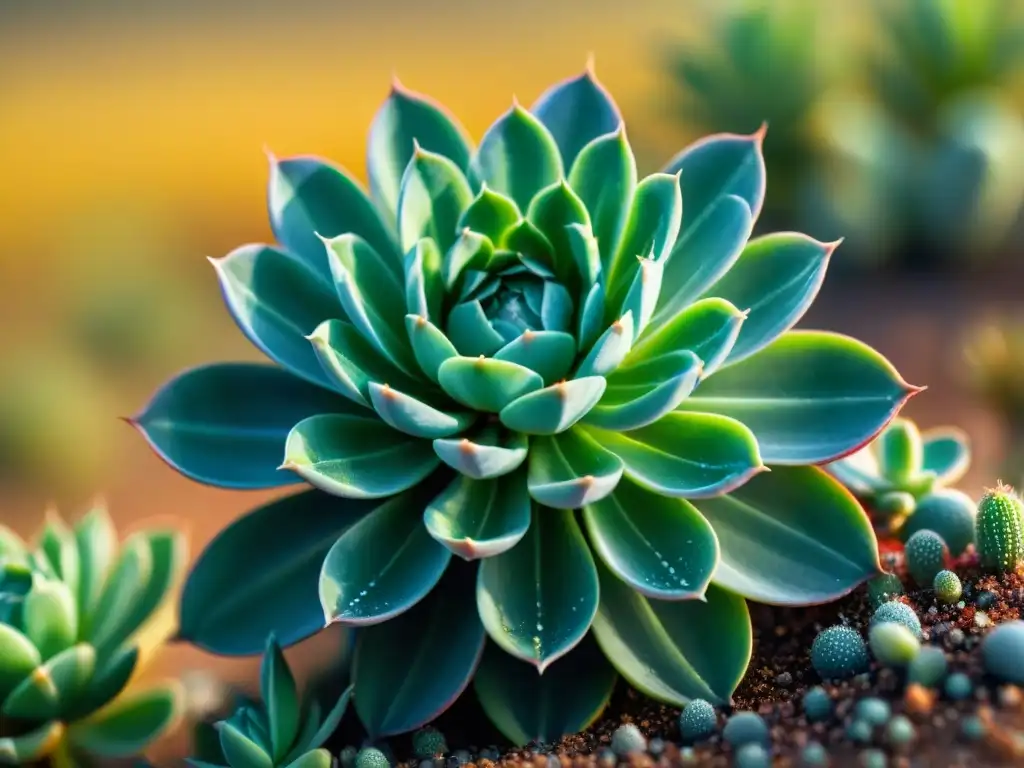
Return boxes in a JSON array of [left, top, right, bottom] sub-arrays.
[[611, 724, 646, 757], [801, 686, 832, 722], [886, 714, 916, 746], [855, 697, 890, 726], [869, 622, 920, 667], [412, 727, 448, 759], [899, 489, 976, 556], [981, 620, 1024, 683], [734, 743, 770, 768], [801, 742, 829, 767], [975, 484, 1024, 572], [866, 572, 904, 608], [907, 646, 948, 687], [933, 570, 962, 604], [811, 626, 869, 680], [678, 699, 717, 743], [870, 600, 922, 638], [722, 712, 769, 748], [904, 529, 949, 586], [355, 747, 390, 768], [944, 672, 974, 700]]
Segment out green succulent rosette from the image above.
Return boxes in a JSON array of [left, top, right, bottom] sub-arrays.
[[135, 65, 917, 743], [0, 505, 185, 765]]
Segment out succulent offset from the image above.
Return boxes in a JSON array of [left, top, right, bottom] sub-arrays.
[[0, 504, 184, 765], [135, 64, 917, 742]]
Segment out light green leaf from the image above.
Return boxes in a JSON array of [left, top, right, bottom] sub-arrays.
[[397, 146, 474, 254], [541, 281, 574, 333], [527, 429, 624, 509], [433, 429, 528, 480], [216, 720, 271, 768], [438, 356, 544, 413], [574, 312, 634, 378], [63, 645, 139, 721], [443, 229, 495, 290], [446, 300, 507, 357], [424, 472, 532, 559], [368, 383, 475, 440], [404, 238, 444, 324], [500, 377, 606, 435], [630, 297, 745, 377], [457, 184, 521, 245], [405, 314, 460, 383], [583, 350, 702, 431], [876, 418, 922, 483], [261, 637, 299, 763], [531, 67, 622, 170], [526, 181, 591, 285], [921, 427, 971, 485], [565, 223, 601, 288], [577, 283, 606, 351], [0, 624, 41, 700], [85, 536, 151, 655], [68, 684, 181, 758], [73, 504, 117, 626], [283, 749, 334, 768], [617, 256, 664, 342], [24, 576, 77, 661], [38, 513, 78, 602], [4, 644, 94, 721], [494, 331, 576, 385]]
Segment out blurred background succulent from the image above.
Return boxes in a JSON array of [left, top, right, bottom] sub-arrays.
[[0, 503, 185, 765], [133, 66, 915, 743]]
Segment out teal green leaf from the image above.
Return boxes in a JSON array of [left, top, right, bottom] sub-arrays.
[[352, 565, 484, 737], [132, 363, 355, 490], [433, 430, 528, 480], [574, 312, 633, 378], [577, 283, 606, 351], [68, 685, 180, 757], [438, 356, 544, 413], [0, 624, 40, 699], [541, 282, 574, 333], [565, 223, 601, 287], [471, 103, 563, 211], [617, 256, 664, 342], [367, 79, 473, 228], [4, 644, 94, 721], [505, 219, 556, 272], [261, 638, 299, 762], [446, 300, 507, 357], [477, 508, 598, 672], [397, 146, 474, 254], [630, 297, 745, 376], [592, 558, 752, 706], [922, 428, 970, 485], [74, 505, 116, 625], [527, 429, 623, 509], [0, 527, 27, 566], [583, 478, 718, 600], [283, 749, 333, 768], [24, 576, 76, 661], [424, 472, 532, 559], [494, 331, 576, 385], [404, 238, 444, 324], [283, 413, 439, 499], [323, 233, 415, 374], [702, 233, 837, 365], [581, 412, 763, 498], [531, 66, 622, 170], [211, 244, 340, 390], [457, 184, 521, 245], [0, 722, 65, 764], [568, 126, 636, 267], [39, 513, 78, 600], [825, 450, 883, 497], [500, 377, 606, 435], [443, 229, 494, 289], [406, 314, 459, 383], [63, 645, 139, 721], [694, 466, 882, 604], [297, 684, 352, 757], [474, 635, 615, 747], [320, 489, 451, 626], [216, 720, 272, 768], [583, 350, 702, 431], [679, 331, 920, 464], [179, 490, 373, 655], [2, 660, 58, 721], [876, 419, 921, 483], [526, 180, 591, 285], [84, 535, 151, 654], [368, 383, 475, 440], [267, 155, 400, 284]]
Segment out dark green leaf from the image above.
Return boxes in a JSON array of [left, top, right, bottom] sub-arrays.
[[261, 638, 300, 762], [424, 472, 531, 560], [526, 429, 624, 509], [68, 684, 181, 757]]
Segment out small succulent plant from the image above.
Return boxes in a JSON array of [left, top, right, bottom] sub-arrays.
[[811, 626, 869, 680], [135, 64, 915, 742], [975, 485, 1024, 572], [866, 572, 904, 608], [801, 687, 832, 723], [981, 620, 1024, 683], [870, 601, 922, 638], [0, 504, 185, 765], [187, 637, 352, 768], [411, 727, 447, 759], [907, 646, 948, 688], [678, 699, 716, 744], [933, 570, 962, 604], [869, 622, 920, 667], [904, 530, 949, 587]]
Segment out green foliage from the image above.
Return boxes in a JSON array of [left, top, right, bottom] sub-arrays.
[[870, 601, 922, 638], [0, 504, 185, 764], [810, 626, 869, 680], [187, 637, 352, 768], [904, 530, 949, 586], [975, 484, 1024, 572], [138, 65, 913, 741], [933, 570, 963, 604], [869, 623, 920, 667], [981, 620, 1024, 683]]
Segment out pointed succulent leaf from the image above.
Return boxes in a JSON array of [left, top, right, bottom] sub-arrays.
[[592, 559, 752, 706], [694, 466, 881, 604], [630, 297, 745, 376], [477, 508, 598, 672], [405, 314, 459, 383], [284, 413, 439, 499], [876, 418, 923, 483], [565, 223, 601, 289], [424, 472, 532, 559], [260, 637, 300, 762], [0, 624, 41, 700], [531, 67, 622, 170], [583, 350, 702, 431], [1, 660, 59, 721], [397, 147, 474, 254], [577, 283, 606, 351], [283, 749, 333, 768], [825, 449, 885, 497], [320, 490, 451, 626], [493, 330, 576, 385], [39, 513, 79, 599], [0, 722, 64, 764], [24, 576, 77, 661], [526, 181, 591, 285], [179, 490, 374, 655], [0, 526, 27, 565], [133, 363, 356, 490], [367, 80, 473, 228], [268, 155, 400, 284], [85, 535, 152, 654], [527, 429, 623, 509], [433, 430, 528, 480], [74, 504, 117, 624], [921, 428, 971, 485], [211, 244, 340, 390], [4, 644, 95, 721], [443, 228, 495, 289], [298, 684, 352, 757], [583, 479, 718, 600], [215, 719, 272, 768], [505, 219, 557, 273], [471, 103, 563, 210], [582, 412, 762, 498], [457, 185, 521, 245], [438, 356, 544, 413], [474, 636, 615, 747], [446, 300, 507, 356], [352, 566, 484, 737], [368, 383, 475, 440], [617, 256, 664, 342], [702, 234, 836, 365], [63, 645, 139, 721], [574, 312, 633, 378], [680, 331, 919, 464], [568, 127, 636, 268], [499, 377, 606, 435], [403, 238, 444, 324]]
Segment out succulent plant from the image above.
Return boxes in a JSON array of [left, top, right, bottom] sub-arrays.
[[933, 570, 963, 604], [870, 601, 922, 638], [0, 504, 185, 765], [866, 573, 904, 608], [869, 622, 920, 667], [135, 65, 914, 742], [722, 712, 769, 748], [610, 724, 647, 757], [811, 626, 869, 680], [898, 490, 976, 557], [907, 646, 948, 688], [411, 727, 447, 759], [981, 620, 1024, 683], [904, 530, 949, 586], [801, 687, 832, 723], [678, 699, 717, 744], [188, 637, 352, 768], [975, 484, 1024, 572], [354, 748, 389, 768]]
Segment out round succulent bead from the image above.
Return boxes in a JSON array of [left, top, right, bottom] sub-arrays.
[[875, 490, 916, 522], [340, 746, 359, 768], [846, 719, 872, 743], [900, 489, 976, 556], [855, 697, 891, 727], [904, 529, 949, 586], [734, 743, 770, 768], [800, 742, 828, 767], [723, 712, 770, 748], [944, 672, 973, 700], [412, 727, 448, 758], [975, 485, 1024, 572], [866, 572, 904, 608], [801, 686, 832, 722], [610, 724, 646, 757], [932, 570, 962, 604], [679, 699, 717, 743], [981, 620, 1024, 683], [647, 737, 665, 756], [355, 748, 390, 768], [959, 714, 986, 741], [976, 589, 997, 609], [858, 748, 887, 768], [596, 748, 617, 768], [885, 714, 915, 746], [869, 622, 920, 667], [811, 626, 870, 680], [907, 645, 948, 687], [870, 600, 922, 638]]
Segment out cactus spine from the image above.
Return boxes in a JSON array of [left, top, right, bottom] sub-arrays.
[[975, 483, 1024, 573]]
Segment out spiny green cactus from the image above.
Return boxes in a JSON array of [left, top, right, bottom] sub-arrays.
[[975, 484, 1024, 572], [866, 572, 904, 608], [354, 748, 389, 768], [0, 504, 185, 765], [187, 637, 352, 768], [811, 626, 869, 680], [610, 724, 647, 757], [679, 699, 717, 744], [870, 601, 922, 638], [904, 530, 949, 586], [933, 570, 962, 604], [411, 726, 447, 759]]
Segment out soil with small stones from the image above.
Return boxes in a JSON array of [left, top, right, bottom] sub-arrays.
[[366, 551, 1024, 768]]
